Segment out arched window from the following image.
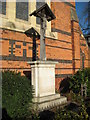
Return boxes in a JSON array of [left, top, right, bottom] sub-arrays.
[[80, 49, 85, 69]]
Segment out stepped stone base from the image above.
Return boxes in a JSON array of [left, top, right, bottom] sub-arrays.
[[32, 94, 67, 111]]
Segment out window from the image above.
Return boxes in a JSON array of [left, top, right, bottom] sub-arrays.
[[16, 1, 28, 21], [23, 41, 26, 46], [23, 49, 27, 57], [36, 1, 45, 24], [0, 0, 6, 15]]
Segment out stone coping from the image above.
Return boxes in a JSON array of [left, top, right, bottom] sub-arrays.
[[33, 94, 61, 103], [27, 60, 58, 65]]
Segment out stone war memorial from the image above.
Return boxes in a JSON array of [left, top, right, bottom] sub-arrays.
[[0, 0, 90, 111], [28, 3, 67, 110]]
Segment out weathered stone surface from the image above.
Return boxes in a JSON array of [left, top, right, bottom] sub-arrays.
[[28, 61, 67, 111], [28, 61, 58, 97]]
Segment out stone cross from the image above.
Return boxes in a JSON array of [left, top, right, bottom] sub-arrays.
[[40, 13, 47, 60], [30, 3, 56, 61]]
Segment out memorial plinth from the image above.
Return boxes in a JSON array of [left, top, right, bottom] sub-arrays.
[[28, 61, 67, 110]]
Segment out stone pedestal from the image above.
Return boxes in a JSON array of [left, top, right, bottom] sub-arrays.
[[28, 61, 67, 110]]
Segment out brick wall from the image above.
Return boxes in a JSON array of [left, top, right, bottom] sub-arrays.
[[1, 2, 90, 90]]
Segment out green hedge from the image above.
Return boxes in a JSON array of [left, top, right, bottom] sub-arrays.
[[60, 68, 90, 96], [54, 104, 89, 120], [2, 71, 33, 120], [69, 68, 90, 96]]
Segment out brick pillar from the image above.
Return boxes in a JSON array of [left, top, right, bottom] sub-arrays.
[[71, 21, 80, 74]]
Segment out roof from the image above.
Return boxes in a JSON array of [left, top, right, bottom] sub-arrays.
[[30, 3, 56, 22], [25, 27, 40, 39]]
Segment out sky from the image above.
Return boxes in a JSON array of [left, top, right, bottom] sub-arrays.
[[75, 2, 90, 35]]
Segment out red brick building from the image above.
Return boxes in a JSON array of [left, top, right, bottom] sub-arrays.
[[0, 1, 90, 90]]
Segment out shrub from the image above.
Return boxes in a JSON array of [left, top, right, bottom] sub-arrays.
[[2, 70, 33, 120], [54, 109, 88, 120], [54, 103, 89, 120], [69, 68, 90, 96]]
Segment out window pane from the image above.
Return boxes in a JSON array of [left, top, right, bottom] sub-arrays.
[[16, 1, 28, 21], [23, 49, 27, 57], [36, 2, 45, 24], [0, 1, 6, 15]]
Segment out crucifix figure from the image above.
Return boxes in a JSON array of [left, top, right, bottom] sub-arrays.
[[30, 3, 56, 61], [40, 11, 47, 60]]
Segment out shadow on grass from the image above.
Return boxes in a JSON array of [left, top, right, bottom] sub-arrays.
[[39, 110, 55, 120]]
